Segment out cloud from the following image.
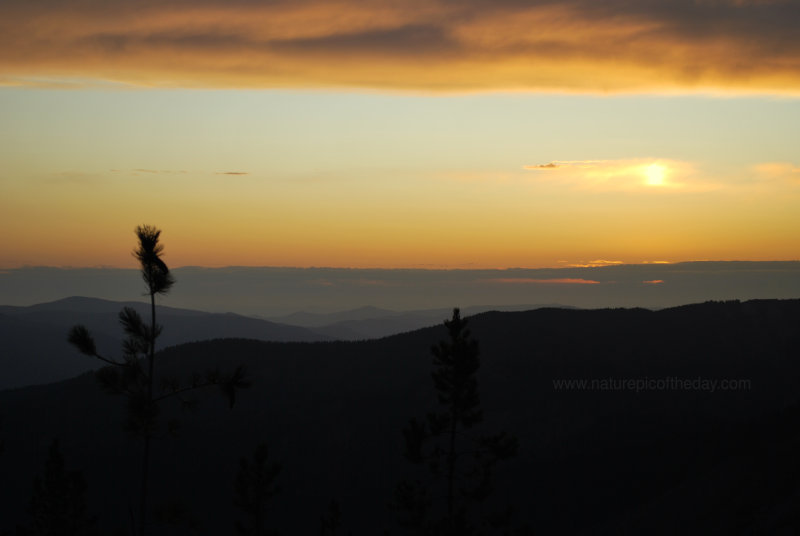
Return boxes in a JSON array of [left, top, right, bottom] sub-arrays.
[[529, 162, 560, 169], [752, 162, 800, 184], [643, 279, 665, 284], [47, 172, 104, 185], [1, 0, 800, 93], [353, 278, 395, 286], [0, 76, 131, 89], [524, 159, 716, 192], [132, 169, 188, 174], [562, 260, 625, 268], [119, 168, 248, 176], [486, 278, 601, 285], [269, 24, 455, 56]]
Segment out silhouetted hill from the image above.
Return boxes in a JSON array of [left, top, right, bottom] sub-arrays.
[[0, 312, 120, 390], [2, 299, 800, 533], [1, 296, 208, 316], [269, 303, 575, 340], [0, 297, 332, 389]]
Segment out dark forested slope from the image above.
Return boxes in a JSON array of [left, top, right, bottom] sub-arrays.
[[1, 299, 800, 534]]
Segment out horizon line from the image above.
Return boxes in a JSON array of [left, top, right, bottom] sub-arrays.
[[3, 259, 800, 272]]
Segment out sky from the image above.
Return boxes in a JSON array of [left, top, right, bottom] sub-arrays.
[[1, 0, 799, 270]]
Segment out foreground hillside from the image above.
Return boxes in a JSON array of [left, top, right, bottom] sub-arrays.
[[2, 299, 800, 534]]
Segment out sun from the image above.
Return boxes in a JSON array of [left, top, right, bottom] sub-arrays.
[[644, 163, 667, 186]]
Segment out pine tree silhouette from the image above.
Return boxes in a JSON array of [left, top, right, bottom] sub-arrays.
[[68, 225, 249, 536], [395, 308, 518, 535], [319, 499, 342, 535], [18, 439, 98, 536], [234, 443, 281, 536]]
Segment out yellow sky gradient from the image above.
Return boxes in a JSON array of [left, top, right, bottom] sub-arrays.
[[3, 151, 798, 268], [1, 1, 799, 269]]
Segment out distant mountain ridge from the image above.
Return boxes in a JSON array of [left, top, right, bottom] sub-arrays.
[[0, 298, 575, 388], [267, 303, 575, 340], [1, 295, 238, 316], [0, 296, 332, 389]]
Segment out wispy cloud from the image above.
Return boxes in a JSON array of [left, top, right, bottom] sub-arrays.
[[524, 159, 715, 192], [132, 169, 188, 175], [486, 278, 601, 285], [643, 279, 665, 284], [116, 168, 247, 176], [0, 76, 132, 89], [561, 260, 625, 268], [48, 171, 104, 185], [752, 162, 800, 184], [528, 162, 560, 169], [1, 1, 799, 93]]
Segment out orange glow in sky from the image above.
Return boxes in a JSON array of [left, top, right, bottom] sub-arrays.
[[1, 1, 799, 269]]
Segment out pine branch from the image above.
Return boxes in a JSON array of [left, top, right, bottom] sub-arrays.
[[153, 366, 250, 407], [68, 325, 126, 367]]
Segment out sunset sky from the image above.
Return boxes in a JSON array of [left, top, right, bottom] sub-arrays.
[[1, 0, 799, 269]]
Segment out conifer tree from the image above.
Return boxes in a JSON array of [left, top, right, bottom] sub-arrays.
[[395, 309, 518, 535], [234, 443, 281, 536], [19, 439, 97, 536], [68, 225, 249, 536], [319, 499, 342, 536]]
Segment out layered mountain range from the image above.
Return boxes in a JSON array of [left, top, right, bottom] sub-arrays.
[[1, 300, 800, 532]]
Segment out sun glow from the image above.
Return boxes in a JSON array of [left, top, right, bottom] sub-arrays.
[[644, 163, 667, 186], [525, 158, 702, 192]]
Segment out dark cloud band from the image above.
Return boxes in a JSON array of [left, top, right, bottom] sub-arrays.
[[1, 0, 798, 92]]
